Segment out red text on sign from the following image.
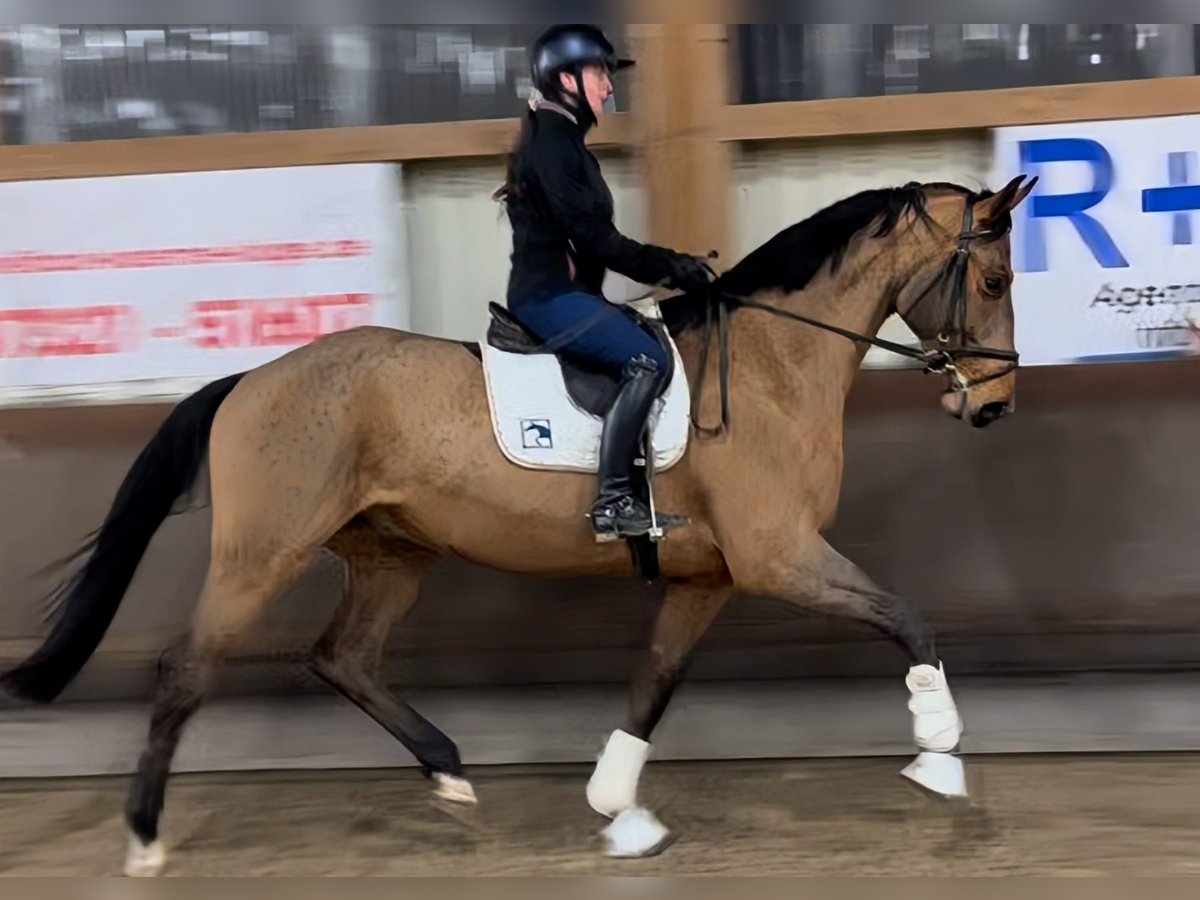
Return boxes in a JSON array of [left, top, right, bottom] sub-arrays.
[[0, 306, 139, 358], [0, 294, 373, 358], [188, 294, 373, 349]]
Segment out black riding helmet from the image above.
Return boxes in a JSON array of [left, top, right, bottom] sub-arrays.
[[530, 24, 634, 128]]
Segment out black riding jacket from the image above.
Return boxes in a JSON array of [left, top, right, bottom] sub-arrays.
[[503, 106, 686, 307]]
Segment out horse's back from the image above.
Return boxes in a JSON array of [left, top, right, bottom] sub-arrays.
[[224, 323, 480, 406]]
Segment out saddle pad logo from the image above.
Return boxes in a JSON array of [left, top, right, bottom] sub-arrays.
[[521, 419, 553, 449]]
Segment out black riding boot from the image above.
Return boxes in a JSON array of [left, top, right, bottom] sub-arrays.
[[589, 355, 689, 540]]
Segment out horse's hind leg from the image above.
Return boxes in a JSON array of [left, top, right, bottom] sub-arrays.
[[123, 637, 201, 877], [124, 548, 314, 877], [311, 542, 473, 803]]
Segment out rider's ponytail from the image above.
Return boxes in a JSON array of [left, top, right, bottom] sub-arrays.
[[493, 106, 537, 206]]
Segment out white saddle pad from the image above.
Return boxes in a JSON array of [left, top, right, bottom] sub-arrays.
[[481, 306, 690, 474]]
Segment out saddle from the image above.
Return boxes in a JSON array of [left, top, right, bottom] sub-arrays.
[[484, 302, 676, 419], [478, 300, 690, 584]]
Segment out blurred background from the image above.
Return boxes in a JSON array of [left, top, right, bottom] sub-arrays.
[[2, 25, 1196, 141], [1, 19, 1199, 816]]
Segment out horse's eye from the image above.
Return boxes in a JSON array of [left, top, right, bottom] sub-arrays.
[[984, 277, 1005, 296]]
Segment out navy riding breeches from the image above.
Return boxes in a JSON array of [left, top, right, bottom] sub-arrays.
[[508, 291, 668, 378]]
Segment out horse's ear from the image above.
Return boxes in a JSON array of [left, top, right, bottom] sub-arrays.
[[975, 174, 1039, 226], [1008, 174, 1038, 210]]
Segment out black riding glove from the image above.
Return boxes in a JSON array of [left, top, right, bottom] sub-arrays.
[[664, 254, 717, 293]]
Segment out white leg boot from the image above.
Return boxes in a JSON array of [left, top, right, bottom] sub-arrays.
[[900, 662, 968, 798], [587, 729, 650, 818], [907, 662, 963, 752], [586, 730, 672, 857]]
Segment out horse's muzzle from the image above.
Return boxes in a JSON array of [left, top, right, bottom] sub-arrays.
[[940, 390, 966, 419]]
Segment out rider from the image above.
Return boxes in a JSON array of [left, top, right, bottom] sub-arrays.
[[496, 24, 714, 540]]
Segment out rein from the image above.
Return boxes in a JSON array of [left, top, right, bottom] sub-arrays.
[[689, 200, 1020, 438]]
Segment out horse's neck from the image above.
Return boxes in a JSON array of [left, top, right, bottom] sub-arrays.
[[675, 271, 895, 527], [735, 265, 898, 404]]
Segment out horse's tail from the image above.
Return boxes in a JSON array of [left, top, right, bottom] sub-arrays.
[[1, 373, 245, 704]]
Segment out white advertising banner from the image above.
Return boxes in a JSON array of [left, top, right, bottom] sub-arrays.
[[992, 114, 1200, 365], [0, 163, 408, 402]]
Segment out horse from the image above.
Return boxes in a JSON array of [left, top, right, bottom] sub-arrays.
[[1, 174, 1037, 875]]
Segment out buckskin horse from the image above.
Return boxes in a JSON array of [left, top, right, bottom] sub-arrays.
[[2, 174, 1037, 875]]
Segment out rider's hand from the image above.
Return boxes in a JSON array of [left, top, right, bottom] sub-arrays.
[[665, 254, 717, 293]]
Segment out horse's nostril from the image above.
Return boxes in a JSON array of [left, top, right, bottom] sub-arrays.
[[972, 401, 1009, 428]]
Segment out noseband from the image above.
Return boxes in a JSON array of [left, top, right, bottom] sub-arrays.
[[691, 198, 1019, 438]]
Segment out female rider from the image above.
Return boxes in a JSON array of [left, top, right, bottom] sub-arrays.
[[495, 24, 714, 541]]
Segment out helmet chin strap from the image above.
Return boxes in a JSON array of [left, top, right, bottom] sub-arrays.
[[570, 66, 597, 131], [541, 65, 599, 130]]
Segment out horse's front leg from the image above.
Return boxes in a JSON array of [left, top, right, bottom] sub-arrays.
[[734, 539, 967, 798], [587, 578, 733, 857]]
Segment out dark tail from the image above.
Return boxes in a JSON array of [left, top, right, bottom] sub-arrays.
[[1, 373, 245, 704]]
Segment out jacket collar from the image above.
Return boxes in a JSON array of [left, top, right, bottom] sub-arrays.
[[528, 89, 590, 134]]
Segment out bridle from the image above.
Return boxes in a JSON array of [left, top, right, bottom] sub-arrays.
[[689, 197, 1020, 438]]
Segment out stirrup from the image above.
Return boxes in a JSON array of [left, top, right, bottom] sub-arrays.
[[643, 511, 691, 544], [588, 499, 689, 544]]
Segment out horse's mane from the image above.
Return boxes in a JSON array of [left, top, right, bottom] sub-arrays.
[[662, 180, 997, 336]]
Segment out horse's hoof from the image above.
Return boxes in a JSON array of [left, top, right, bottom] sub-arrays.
[[602, 807, 675, 858], [901, 751, 968, 799], [124, 836, 166, 877], [433, 773, 478, 805]]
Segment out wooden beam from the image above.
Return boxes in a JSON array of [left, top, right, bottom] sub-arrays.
[[1, 69, 1196, 184], [718, 76, 1200, 142], [0, 114, 634, 183], [629, 23, 731, 258]]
